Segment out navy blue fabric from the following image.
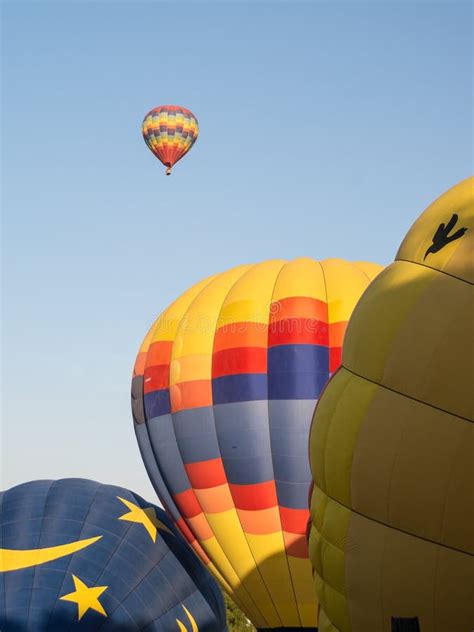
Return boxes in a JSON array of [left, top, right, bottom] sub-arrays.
[[268, 345, 328, 399], [0, 479, 226, 631], [212, 374, 268, 404], [144, 389, 171, 418]]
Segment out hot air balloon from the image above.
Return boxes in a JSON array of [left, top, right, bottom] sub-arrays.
[[142, 105, 199, 175], [0, 479, 226, 631], [308, 177, 474, 632], [131, 257, 383, 632]]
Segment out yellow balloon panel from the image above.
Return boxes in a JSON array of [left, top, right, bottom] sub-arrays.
[[396, 175, 474, 282], [343, 261, 472, 419], [309, 177, 474, 632]]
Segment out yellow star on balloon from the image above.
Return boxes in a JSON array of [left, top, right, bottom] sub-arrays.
[[60, 574, 107, 620], [117, 496, 173, 542]]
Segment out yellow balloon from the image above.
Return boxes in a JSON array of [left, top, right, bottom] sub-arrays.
[[308, 176, 474, 632]]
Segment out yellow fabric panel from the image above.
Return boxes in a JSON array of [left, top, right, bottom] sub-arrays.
[[147, 275, 217, 345], [320, 259, 381, 323], [309, 369, 376, 506], [199, 536, 266, 628], [270, 257, 328, 302], [320, 581, 350, 632], [135, 317, 161, 358], [205, 510, 260, 576], [199, 536, 245, 588], [342, 262, 426, 377], [218, 259, 287, 325], [194, 485, 234, 514], [349, 377, 473, 553], [352, 260, 384, 282], [169, 354, 209, 384], [170, 264, 251, 362], [309, 484, 328, 538], [287, 556, 319, 627], [204, 510, 281, 627], [318, 607, 341, 632], [309, 488, 351, 632], [343, 261, 472, 419], [396, 175, 474, 283], [345, 511, 474, 632], [207, 561, 233, 595], [245, 531, 301, 627], [245, 530, 286, 565]]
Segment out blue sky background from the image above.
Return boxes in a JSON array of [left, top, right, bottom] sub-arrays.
[[2, 1, 472, 500]]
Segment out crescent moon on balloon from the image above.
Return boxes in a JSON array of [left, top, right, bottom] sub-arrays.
[[176, 605, 199, 632], [0, 536, 102, 572]]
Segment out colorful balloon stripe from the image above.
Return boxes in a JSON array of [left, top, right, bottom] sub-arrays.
[[132, 258, 383, 630]]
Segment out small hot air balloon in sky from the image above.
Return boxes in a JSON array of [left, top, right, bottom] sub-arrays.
[[0, 479, 226, 631], [308, 177, 474, 632], [142, 105, 199, 175], [131, 257, 383, 632]]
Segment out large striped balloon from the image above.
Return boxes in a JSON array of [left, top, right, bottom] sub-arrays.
[[142, 105, 199, 175], [131, 258, 382, 632]]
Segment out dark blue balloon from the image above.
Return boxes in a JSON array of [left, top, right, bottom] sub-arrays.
[[0, 479, 227, 631]]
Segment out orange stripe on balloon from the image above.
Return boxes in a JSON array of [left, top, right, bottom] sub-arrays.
[[173, 489, 202, 519], [187, 513, 214, 540], [190, 539, 211, 565], [175, 517, 196, 543], [184, 458, 227, 489], [238, 507, 282, 534], [212, 347, 267, 378], [269, 297, 328, 323], [280, 507, 309, 534], [329, 347, 342, 373], [283, 532, 309, 558], [228, 481, 278, 510], [143, 364, 170, 393], [193, 484, 234, 514], [133, 352, 147, 377], [329, 321, 348, 347], [170, 380, 212, 412], [213, 323, 268, 353], [268, 318, 329, 346], [146, 340, 174, 366]]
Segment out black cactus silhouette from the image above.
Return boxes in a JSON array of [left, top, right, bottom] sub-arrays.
[[424, 213, 467, 260]]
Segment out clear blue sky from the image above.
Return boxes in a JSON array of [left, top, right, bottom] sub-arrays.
[[2, 1, 472, 500]]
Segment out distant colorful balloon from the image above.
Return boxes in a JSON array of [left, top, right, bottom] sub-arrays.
[[308, 177, 474, 632], [142, 105, 199, 175], [131, 257, 382, 631], [0, 479, 226, 631]]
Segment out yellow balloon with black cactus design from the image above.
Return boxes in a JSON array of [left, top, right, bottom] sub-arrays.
[[308, 176, 474, 632]]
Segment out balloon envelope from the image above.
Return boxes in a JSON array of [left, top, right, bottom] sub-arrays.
[[0, 479, 226, 631], [308, 178, 474, 632], [131, 257, 382, 631], [142, 105, 199, 175]]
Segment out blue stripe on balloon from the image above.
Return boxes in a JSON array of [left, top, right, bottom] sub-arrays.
[[268, 344, 329, 399], [146, 414, 191, 495], [144, 388, 171, 418], [212, 374, 267, 404], [214, 400, 274, 485], [173, 407, 221, 464], [135, 422, 184, 524]]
